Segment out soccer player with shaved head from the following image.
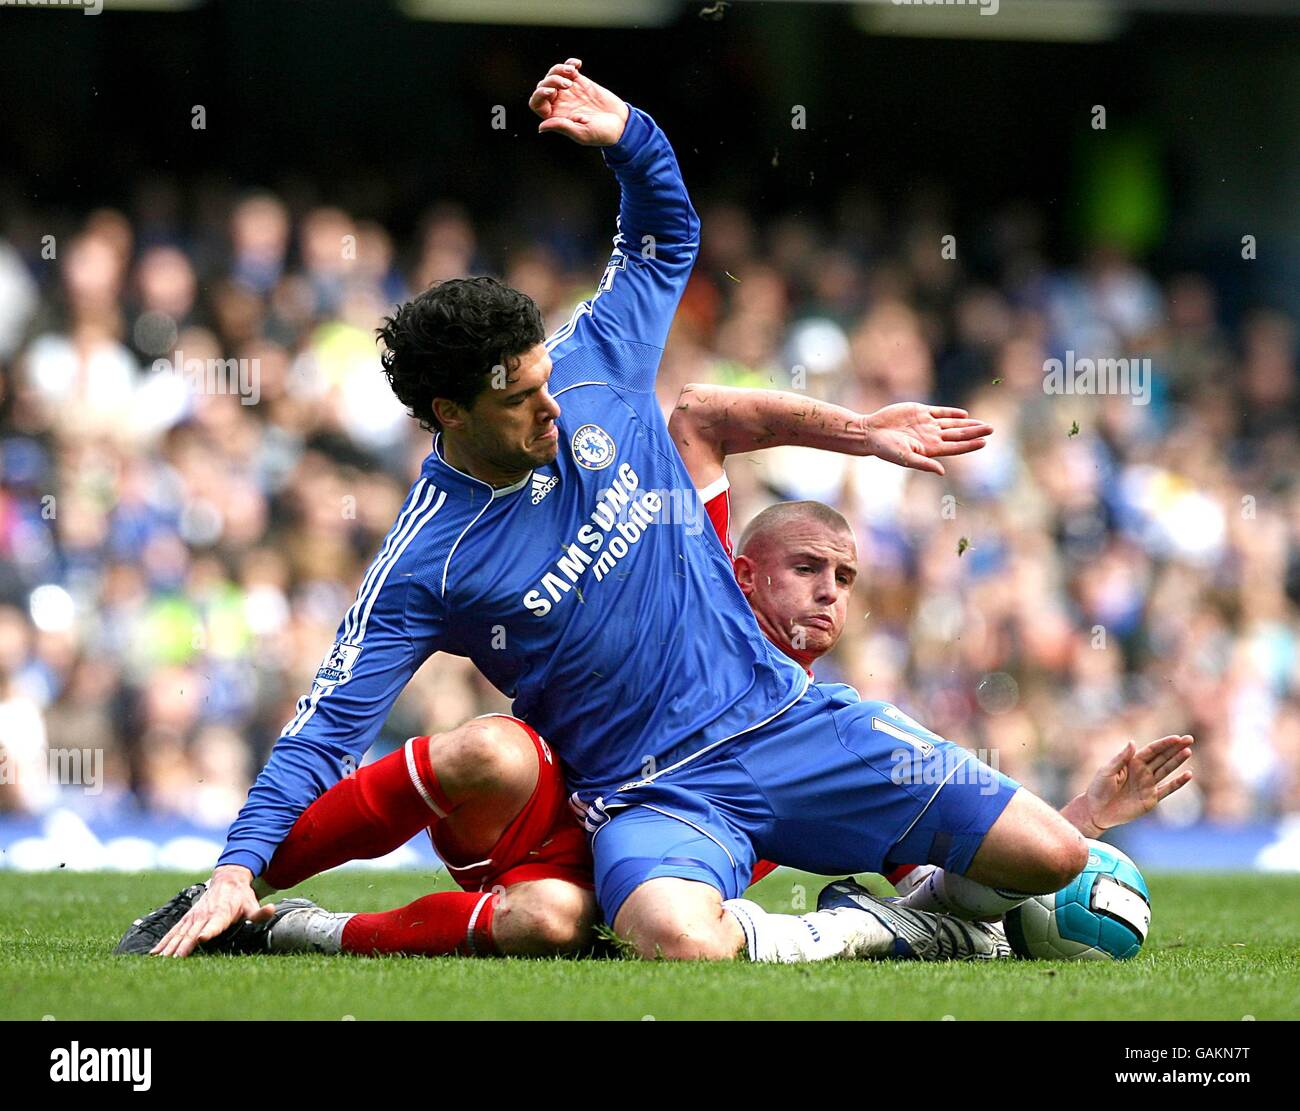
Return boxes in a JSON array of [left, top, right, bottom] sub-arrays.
[[732, 501, 859, 674]]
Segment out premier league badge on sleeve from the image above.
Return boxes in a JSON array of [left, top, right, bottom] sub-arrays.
[[571, 424, 617, 470], [316, 641, 362, 684]]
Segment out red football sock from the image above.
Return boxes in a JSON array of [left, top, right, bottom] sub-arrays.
[[341, 890, 499, 956], [886, 863, 919, 886], [264, 738, 453, 890]]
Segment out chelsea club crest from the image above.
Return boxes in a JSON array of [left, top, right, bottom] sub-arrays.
[[571, 423, 617, 470]]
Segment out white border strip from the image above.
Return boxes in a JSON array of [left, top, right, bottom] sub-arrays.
[[695, 472, 730, 504], [465, 891, 495, 954], [404, 737, 447, 819]]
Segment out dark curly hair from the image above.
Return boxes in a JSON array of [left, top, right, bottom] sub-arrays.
[[378, 277, 546, 432]]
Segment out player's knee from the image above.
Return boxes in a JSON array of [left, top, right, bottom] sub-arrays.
[[632, 916, 737, 960], [614, 888, 737, 960], [1057, 830, 1091, 886], [428, 718, 535, 798], [1023, 824, 1089, 894], [496, 882, 596, 955], [659, 929, 737, 960], [527, 888, 596, 954]]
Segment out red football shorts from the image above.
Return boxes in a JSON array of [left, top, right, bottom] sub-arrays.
[[429, 716, 594, 892], [430, 715, 779, 893]]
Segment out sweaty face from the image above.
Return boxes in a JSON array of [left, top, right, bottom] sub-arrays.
[[453, 343, 561, 482], [736, 519, 858, 665]]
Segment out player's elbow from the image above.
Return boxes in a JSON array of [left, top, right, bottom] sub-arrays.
[[669, 383, 713, 438], [670, 383, 728, 463], [683, 195, 702, 245]]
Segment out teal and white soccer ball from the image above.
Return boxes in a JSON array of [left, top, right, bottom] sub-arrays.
[[1003, 840, 1150, 960]]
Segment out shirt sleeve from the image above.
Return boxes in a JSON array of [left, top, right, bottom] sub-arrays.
[[547, 105, 700, 395], [218, 504, 448, 877], [700, 473, 734, 558]]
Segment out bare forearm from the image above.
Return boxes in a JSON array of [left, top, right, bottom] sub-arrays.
[[1060, 794, 1105, 839], [674, 384, 868, 459]]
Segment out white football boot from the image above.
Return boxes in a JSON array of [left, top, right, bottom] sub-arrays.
[[818, 878, 1012, 961]]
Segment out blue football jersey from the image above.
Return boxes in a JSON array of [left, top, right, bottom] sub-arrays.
[[219, 106, 808, 876]]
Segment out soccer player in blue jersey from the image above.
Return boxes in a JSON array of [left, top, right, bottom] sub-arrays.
[[129, 58, 1135, 963]]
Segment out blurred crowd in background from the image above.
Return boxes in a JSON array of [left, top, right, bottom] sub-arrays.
[[0, 171, 1297, 836]]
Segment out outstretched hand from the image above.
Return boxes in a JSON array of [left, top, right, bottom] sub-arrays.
[[861, 403, 992, 475], [528, 58, 629, 147], [1083, 735, 1195, 833]]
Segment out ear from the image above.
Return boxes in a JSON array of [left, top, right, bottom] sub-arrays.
[[432, 397, 466, 432], [733, 554, 755, 597]]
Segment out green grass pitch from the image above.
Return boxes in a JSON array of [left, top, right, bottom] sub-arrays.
[[3, 870, 1297, 1020]]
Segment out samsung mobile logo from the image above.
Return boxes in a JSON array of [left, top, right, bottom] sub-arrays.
[[521, 462, 666, 616]]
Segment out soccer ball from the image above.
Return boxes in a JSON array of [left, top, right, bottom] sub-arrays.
[[1003, 840, 1151, 960]]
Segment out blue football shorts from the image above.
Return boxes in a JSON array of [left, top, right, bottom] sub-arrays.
[[591, 682, 1020, 923]]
